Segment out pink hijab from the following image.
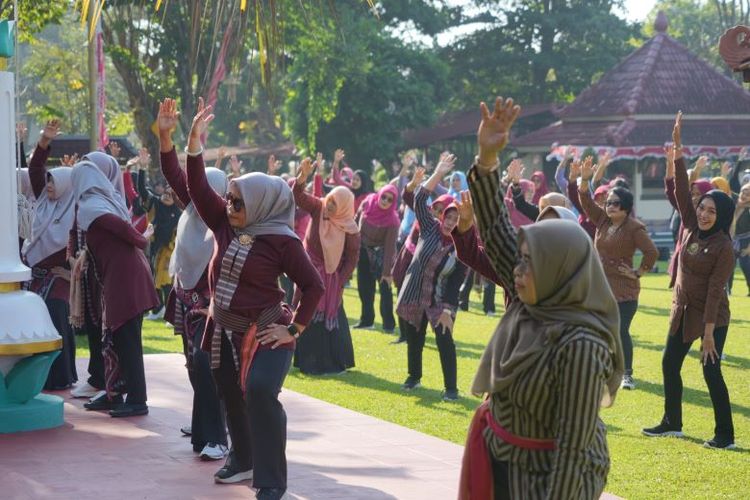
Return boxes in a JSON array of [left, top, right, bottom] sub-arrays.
[[505, 180, 534, 228], [361, 184, 400, 228], [530, 171, 549, 205], [320, 186, 359, 273]]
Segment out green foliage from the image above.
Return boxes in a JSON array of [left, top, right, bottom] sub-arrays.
[[0, 0, 67, 43], [444, 0, 641, 107], [283, 1, 449, 170]]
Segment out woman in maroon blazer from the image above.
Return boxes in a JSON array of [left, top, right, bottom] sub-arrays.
[[70, 161, 158, 417], [185, 98, 324, 499]]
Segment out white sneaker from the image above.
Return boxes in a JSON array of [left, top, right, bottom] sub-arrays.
[[146, 307, 165, 321], [70, 382, 101, 399], [200, 443, 228, 461], [621, 375, 636, 390]]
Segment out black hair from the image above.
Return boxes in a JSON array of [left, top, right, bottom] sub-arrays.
[[609, 187, 634, 215]]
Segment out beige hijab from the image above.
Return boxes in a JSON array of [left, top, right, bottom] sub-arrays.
[[320, 186, 359, 274], [471, 220, 623, 407]]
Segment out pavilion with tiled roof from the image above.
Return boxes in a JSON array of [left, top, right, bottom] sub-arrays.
[[513, 11, 750, 222]]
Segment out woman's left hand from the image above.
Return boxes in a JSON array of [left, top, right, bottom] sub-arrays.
[[701, 335, 718, 365], [617, 264, 639, 279], [436, 311, 453, 334], [257, 323, 295, 349]]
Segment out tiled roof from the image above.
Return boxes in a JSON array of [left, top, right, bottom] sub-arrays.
[[514, 13, 750, 152]]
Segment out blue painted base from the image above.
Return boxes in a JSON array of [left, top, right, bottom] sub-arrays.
[[0, 393, 64, 433]]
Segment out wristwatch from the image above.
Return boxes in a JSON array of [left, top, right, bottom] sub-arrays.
[[287, 324, 300, 339]]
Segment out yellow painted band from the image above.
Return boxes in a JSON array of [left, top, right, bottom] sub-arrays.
[[0, 339, 62, 355], [0, 283, 21, 292]]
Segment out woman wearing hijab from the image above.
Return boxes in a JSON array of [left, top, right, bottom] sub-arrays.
[[22, 122, 77, 390], [576, 156, 658, 391], [397, 158, 467, 401], [448, 171, 469, 200], [354, 184, 399, 332], [156, 98, 229, 460], [458, 97, 623, 499], [643, 114, 736, 450], [185, 99, 323, 497], [350, 169, 374, 212], [530, 170, 549, 205], [292, 158, 360, 374], [70, 159, 158, 418]]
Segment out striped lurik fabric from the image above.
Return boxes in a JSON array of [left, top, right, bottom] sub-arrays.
[[468, 165, 612, 499]]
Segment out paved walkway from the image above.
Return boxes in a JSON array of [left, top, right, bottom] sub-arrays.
[[0, 354, 461, 500]]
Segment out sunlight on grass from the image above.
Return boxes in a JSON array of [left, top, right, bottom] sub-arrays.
[[79, 269, 750, 499]]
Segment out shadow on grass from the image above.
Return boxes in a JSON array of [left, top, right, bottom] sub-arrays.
[[289, 369, 482, 417], [634, 378, 750, 420], [632, 338, 750, 371]]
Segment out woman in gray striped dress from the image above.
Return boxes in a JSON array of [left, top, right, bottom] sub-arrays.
[[458, 98, 624, 500], [396, 154, 468, 401]]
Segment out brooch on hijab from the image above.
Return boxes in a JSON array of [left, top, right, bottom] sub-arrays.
[[687, 242, 699, 255], [238, 233, 254, 247]]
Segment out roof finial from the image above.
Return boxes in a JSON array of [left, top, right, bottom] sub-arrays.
[[655, 10, 668, 34]]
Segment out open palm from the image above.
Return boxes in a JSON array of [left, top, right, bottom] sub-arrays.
[[477, 97, 521, 160], [158, 98, 180, 134]]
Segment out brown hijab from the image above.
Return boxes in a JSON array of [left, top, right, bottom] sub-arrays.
[[471, 219, 624, 407]]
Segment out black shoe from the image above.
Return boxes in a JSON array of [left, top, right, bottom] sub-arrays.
[[84, 393, 123, 411], [109, 403, 149, 418], [402, 377, 421, 391], [383, 328, 395, 334], [642, 422, 684, 438], [214, 464, 253, 484], [703, 436, 737, 450], [180, 425, 192, 436], [256, 487, 287, 499], [353, 322, 374, 330], [442, 389, 459, 401], [390, 337, 407, 345]]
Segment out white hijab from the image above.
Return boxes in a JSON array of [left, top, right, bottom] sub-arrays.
[[72, 161, 131, 230], [231, 172, 298, 239], [17, 168, 35, 200], [82, 151, 128, 214], [169, 168, 228, 290], [22, 168, 76, 266]]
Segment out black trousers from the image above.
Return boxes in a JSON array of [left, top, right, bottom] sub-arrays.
[[618, 300, 638, 376], [79, 310, 105, 390], [44, 298, 78, 390], [357, 246, 395, 330], [739, 253, 750, 295], [112, 315, 147, 405], [181, 320, 227, 449], [662, 321, 734, 440], [402, 313, 457, 391], [492, 458, 511, 500], [213, 334, 293, 489], [483, 281, 496, 314], [458, 270, 474, 310]]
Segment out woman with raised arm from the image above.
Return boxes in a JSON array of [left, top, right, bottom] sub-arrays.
[[643, 113, 736, 450], [291, 157, 360, 374], [577, 156, 658, 391], [70, 156, 158, 418], [22, 120, 77, 390], [185, 99, 323, 498], [354, 183, 399, 332], [156, 98, 229, 460], [458, 98, 623, 500], [396, 156, 467, 401]]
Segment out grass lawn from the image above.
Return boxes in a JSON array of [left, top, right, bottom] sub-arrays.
[[77, 267, 750, 499]]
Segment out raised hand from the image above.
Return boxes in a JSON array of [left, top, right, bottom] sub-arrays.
[[61, 153, 79, 167], [672, 111, 682, 149], [229, 155, 243, 175], [188, 97, 214, 144], [315, 152, 325, 173], [158, 98, 180, 137], [16, 122, 28, 142], [568, 160, 582, 182], [38, 119, 62, 149], [267, 154, 279, 175], [436, 152, 456, 176], [664, 145, 675, 180], [581, 156, 595, 181], [456, 190, 475, 234], [694, 155, 708, 176], [406, 166, 426, 192], [296, 157, 314, 183], [721, 161, 732, 178], [138, 147, 151, 169], [477, 97, 521, 169], [506, 158, 524, 184], [217, 145, 227, 161]]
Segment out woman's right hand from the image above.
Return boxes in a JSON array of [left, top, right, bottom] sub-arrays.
[[406, 167, 426, 192], [188, 97, 214, 152], [456, 190, 475, 234], [506, 158, 524, 185], [296, 157, 314, 184], [477, 97, 521, 170], [580, 156, 595, 181]]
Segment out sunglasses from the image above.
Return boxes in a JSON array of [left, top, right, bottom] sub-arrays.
[[380, 195, 395, 203], [605, 200, 621, 208], [225, 193, 245, 212]]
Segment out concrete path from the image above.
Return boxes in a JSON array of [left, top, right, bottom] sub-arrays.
[[0, 354, 461, 500]]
